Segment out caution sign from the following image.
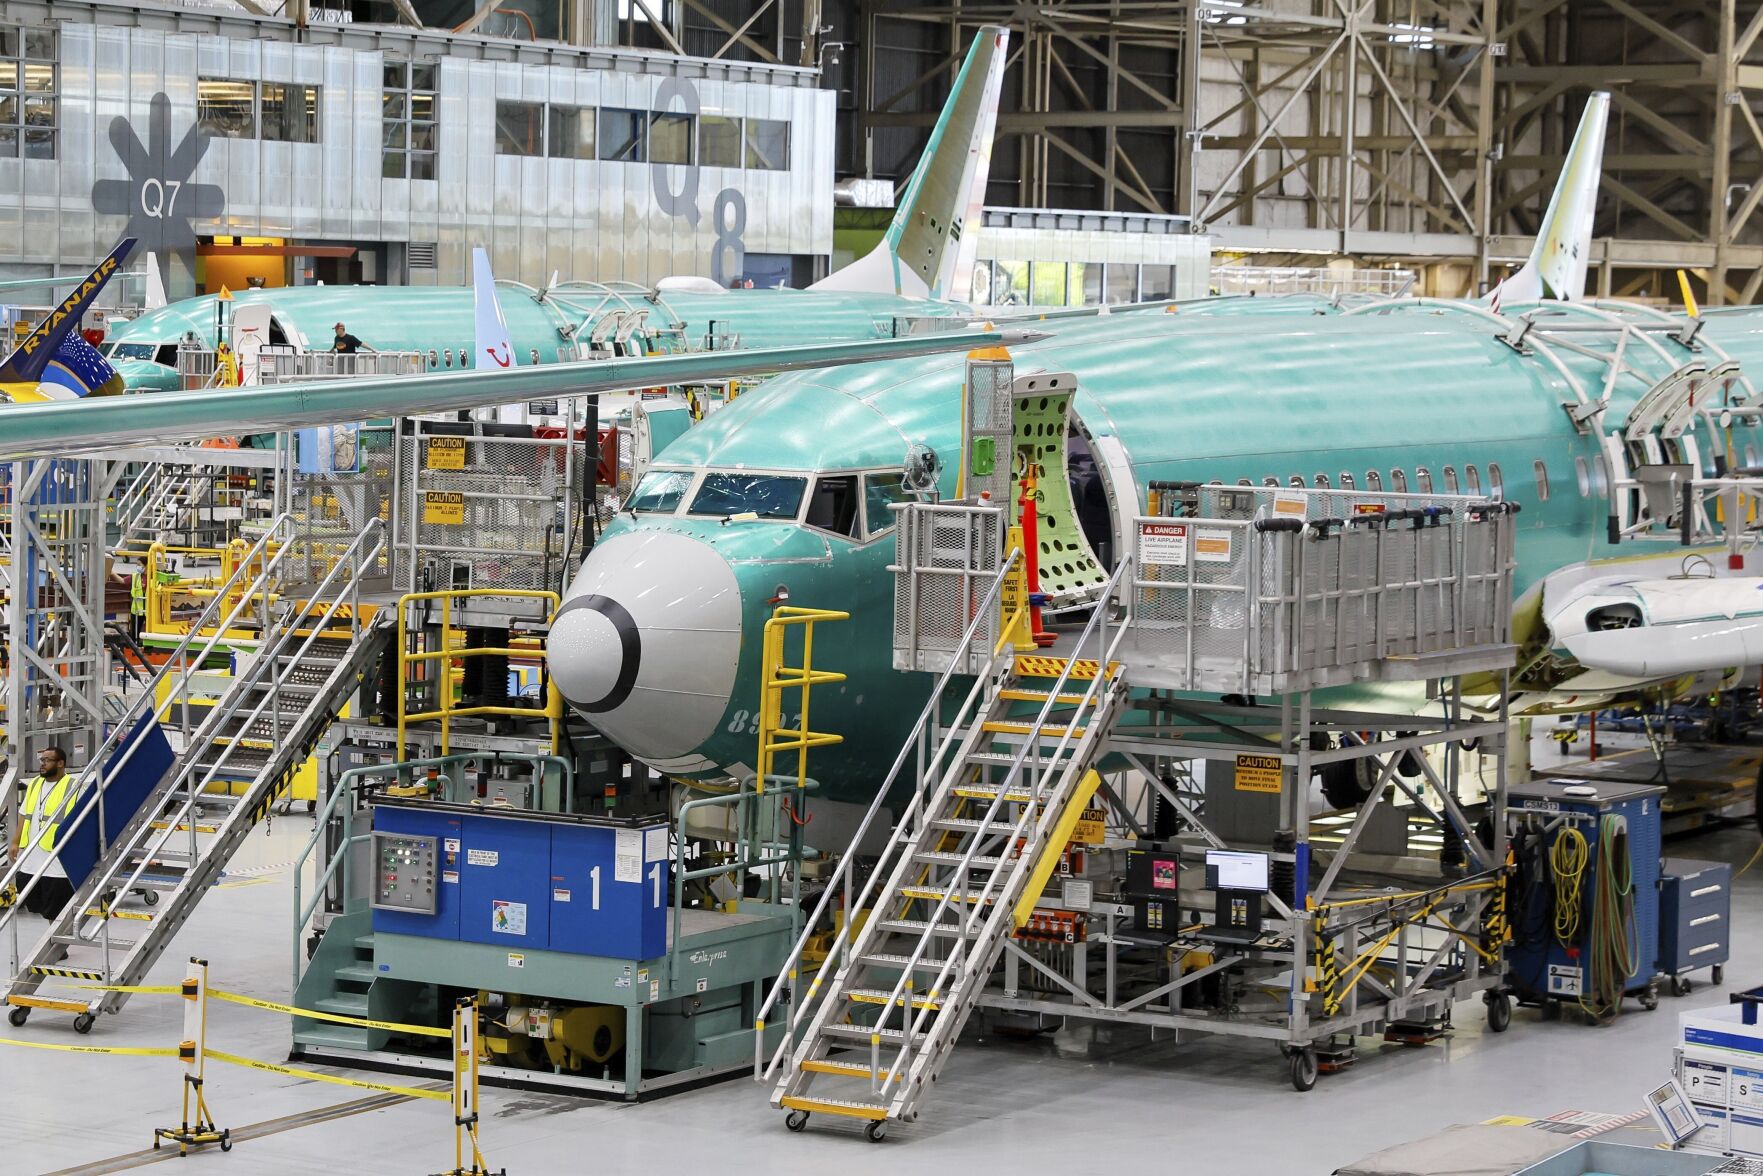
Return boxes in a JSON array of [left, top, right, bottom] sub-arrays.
[[426, 436, 466, 470], [1138, 520, 1189, 566], [1353, 502, 1386, 515], [1070, 807, 1107, 845], [1272, 496, 1307, 519], [1234, 753, 1282, 793], [423, 491, 465, 525], [1194, 528, 1233, 563]]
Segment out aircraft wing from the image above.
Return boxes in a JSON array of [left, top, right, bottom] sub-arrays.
[[0, 328, 1029, 460]]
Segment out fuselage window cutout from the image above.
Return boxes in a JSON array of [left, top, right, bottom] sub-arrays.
[[1262, 476, 1279, 488], [1339, 472, 1355, 490], [1415, 466, 1432, 493], [1390, 469, 1408, 493], [1525, 460, 1542, 503], [1465, 464, 1481, 495], [1443, 466, 1458, 494], [1237, 478, 1254, 486], [1313, 473, 1330, 488], [1288, 475, 1305, 489], [1365, 470, 1382, 491], [1490, 462, 1506, 500], [1575, 456, 1591, 497]]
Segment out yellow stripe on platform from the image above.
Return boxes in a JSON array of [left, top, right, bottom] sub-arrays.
[[780, 1095, 888, 1121]]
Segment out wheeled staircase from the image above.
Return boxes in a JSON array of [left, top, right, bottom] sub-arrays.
[[768, 651, 1127, 1136], [3, 520, 390, 1033]]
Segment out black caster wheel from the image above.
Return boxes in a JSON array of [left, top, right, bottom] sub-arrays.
[[1714, 965, 1726, 986], [1672, 976, 1693, 998], [1290, 1047, 1318, 1092], [7, 1006, 28, 1027], [1640, 986, 1660, 1012], [219, 1132, 231, 1153], [865, 1120, 888, 1143], [784, 1109, 809, 1133], [143, 891, 159, 907], [73, 1013, 95, 1034], [1485, 992, 1512, 1034]]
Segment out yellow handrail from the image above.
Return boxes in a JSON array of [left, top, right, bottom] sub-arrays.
[[396, 589, 562, 759], [756, 606, 848, 794]]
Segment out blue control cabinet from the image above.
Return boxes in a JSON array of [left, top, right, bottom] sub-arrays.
[[1659, 858, 1731, 986], [1507, 779, 1663, 1006], [370, 801, 667, 962]]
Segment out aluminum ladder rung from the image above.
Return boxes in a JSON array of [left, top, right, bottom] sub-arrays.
[[964, 751, 1067, 770], [899, 885, 993, 905], [858, 952, 961, 975], [996, 688, 1096, 705], [845, 988, 943, 1011], [951, 782, 1040, 804], [29, 964, 105, 981], [819, 1024, 907, 1044], [876, 919, 967, 939], [912, 850, 1006, 869], [53, 933, 137, 950], [927, 817, 993, 833], [798, 1058, 902, 1082], [778, 1094, 888, 1121], [980, 720, 1089, 739]]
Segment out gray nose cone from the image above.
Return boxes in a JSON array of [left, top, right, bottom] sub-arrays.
[[549, 530, 743, 769]]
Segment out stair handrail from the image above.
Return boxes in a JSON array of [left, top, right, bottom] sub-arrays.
[[0, 513, 302, 933], [755, 547, 1022, 1083], [70, 520, 388, 953], [870, 555, 1135, 1103]]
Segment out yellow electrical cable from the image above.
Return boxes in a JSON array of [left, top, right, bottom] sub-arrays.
[[1550, 826, 1588, 949], [1737, 840, 1763, 880]]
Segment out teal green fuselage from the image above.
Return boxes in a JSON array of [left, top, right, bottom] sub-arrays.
[[594, 301, 1763, 803], [104, 285, 977, 391]]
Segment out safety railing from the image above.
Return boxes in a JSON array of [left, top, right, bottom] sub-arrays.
[[0, 515, 302, 954], [755, 547, 1022, 1083], [755, 607, 848, 795], [62, 520, 387, 969], [889, 501, 1007, 675], [1129, 483, 1518, 694], [854, 555, 1132, 1105], [291, 750, 573, 994], [395, 589, 562, 759], [255, 346, 425, 383], [141, 537, 283, 639]]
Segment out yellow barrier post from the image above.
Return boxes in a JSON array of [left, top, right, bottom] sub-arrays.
[[435, 995, 504, 1176], [154, 957, 231, 1155]]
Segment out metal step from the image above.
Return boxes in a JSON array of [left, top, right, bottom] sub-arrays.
[[965, 751, 1066, 770], [858, 952, 962, 975], [778, 1094, 888, 1121], [53, 933, 137, 951], [294, 1024, 372, 1050], [913, 850, 1006, 869], [314, 993, 369, 1017], [845, 987, 943, 1011], [876, 919, 968, 939], [819, 1024, 907, 1044], [333, 964, 378, 985]]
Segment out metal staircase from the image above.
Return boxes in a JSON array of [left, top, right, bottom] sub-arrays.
[[2, 517, 390, 1032], [758, 553, 1132, 1139]]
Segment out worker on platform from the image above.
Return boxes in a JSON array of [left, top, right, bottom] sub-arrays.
[[332, 322, 373, 355], [12, 746, 80, 919]]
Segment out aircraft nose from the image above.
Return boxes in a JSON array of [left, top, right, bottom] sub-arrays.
[[549, 530, 743, 772]]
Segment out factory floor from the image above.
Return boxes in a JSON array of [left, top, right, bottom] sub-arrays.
[[1, 815, 1758, 1174]]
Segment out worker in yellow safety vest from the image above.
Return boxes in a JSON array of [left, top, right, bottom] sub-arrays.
[[12, 746, 79, 918]]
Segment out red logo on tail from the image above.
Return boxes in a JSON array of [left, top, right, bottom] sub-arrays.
[[485, 345, 512, 368]]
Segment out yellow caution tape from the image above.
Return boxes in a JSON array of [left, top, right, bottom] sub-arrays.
[[208, 989, 451, 1039], [75, 984, 182, 995], [202, 1048, 449, 1101], [0, 1036, 179, 1057]]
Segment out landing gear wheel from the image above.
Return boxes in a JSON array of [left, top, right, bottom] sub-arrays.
[[8, 1006, 28, 1026], [1485, 992, 1512, 1034], [73, 1013, 95, 1034], [865, 1120, 888, 1143], [1640, 985, 1660, 1012], [1319, 759, 1376, 810], [1290, 1047, 1319, 1092], [1715, 965, 1726, 985], [784, 1110, 808, 1132], [1672, 976, 1693, 998]]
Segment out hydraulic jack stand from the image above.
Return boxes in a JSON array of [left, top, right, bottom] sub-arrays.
[[154, 958, 231, 1155]]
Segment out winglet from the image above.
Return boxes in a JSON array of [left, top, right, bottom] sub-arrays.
[[1488, 92, 1609, 308], [473, 247, 517, 370], [143, 252, 167, 310], [0, 237, 136, 384], [810, 26, 1009, 301]]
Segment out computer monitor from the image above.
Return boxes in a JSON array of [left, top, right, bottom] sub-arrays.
[[1126, 849, 1180, 899], [1205, 849, 1270, 893]]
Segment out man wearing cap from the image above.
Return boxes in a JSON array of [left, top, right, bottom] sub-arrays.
[[332, 322, 372, 355]]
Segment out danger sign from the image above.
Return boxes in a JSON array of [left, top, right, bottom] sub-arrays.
[[1138, 521, 1189, 566]]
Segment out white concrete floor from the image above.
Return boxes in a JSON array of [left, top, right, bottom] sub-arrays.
[[2, 813, 1758, 1175]]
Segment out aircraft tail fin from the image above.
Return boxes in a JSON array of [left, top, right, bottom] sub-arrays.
[[810, 26, 1008, 301], [473, 247, 517, 370], [1488, 91, 1609, 309], [143, 252, 167, 310], [0, 237, 135, 395]]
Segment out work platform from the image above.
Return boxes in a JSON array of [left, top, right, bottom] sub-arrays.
[[759, 397, 1525, 1140]]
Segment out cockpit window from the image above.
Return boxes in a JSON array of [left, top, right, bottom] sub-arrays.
[[689, 473, 806, 520], [110, 342, 177, 366], [627, 469, 693, 514], [863, 472, 911, 536], [805, 475, 860, 537]]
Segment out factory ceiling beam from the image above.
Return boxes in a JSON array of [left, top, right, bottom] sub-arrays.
[[677, 0, 772, 62]]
